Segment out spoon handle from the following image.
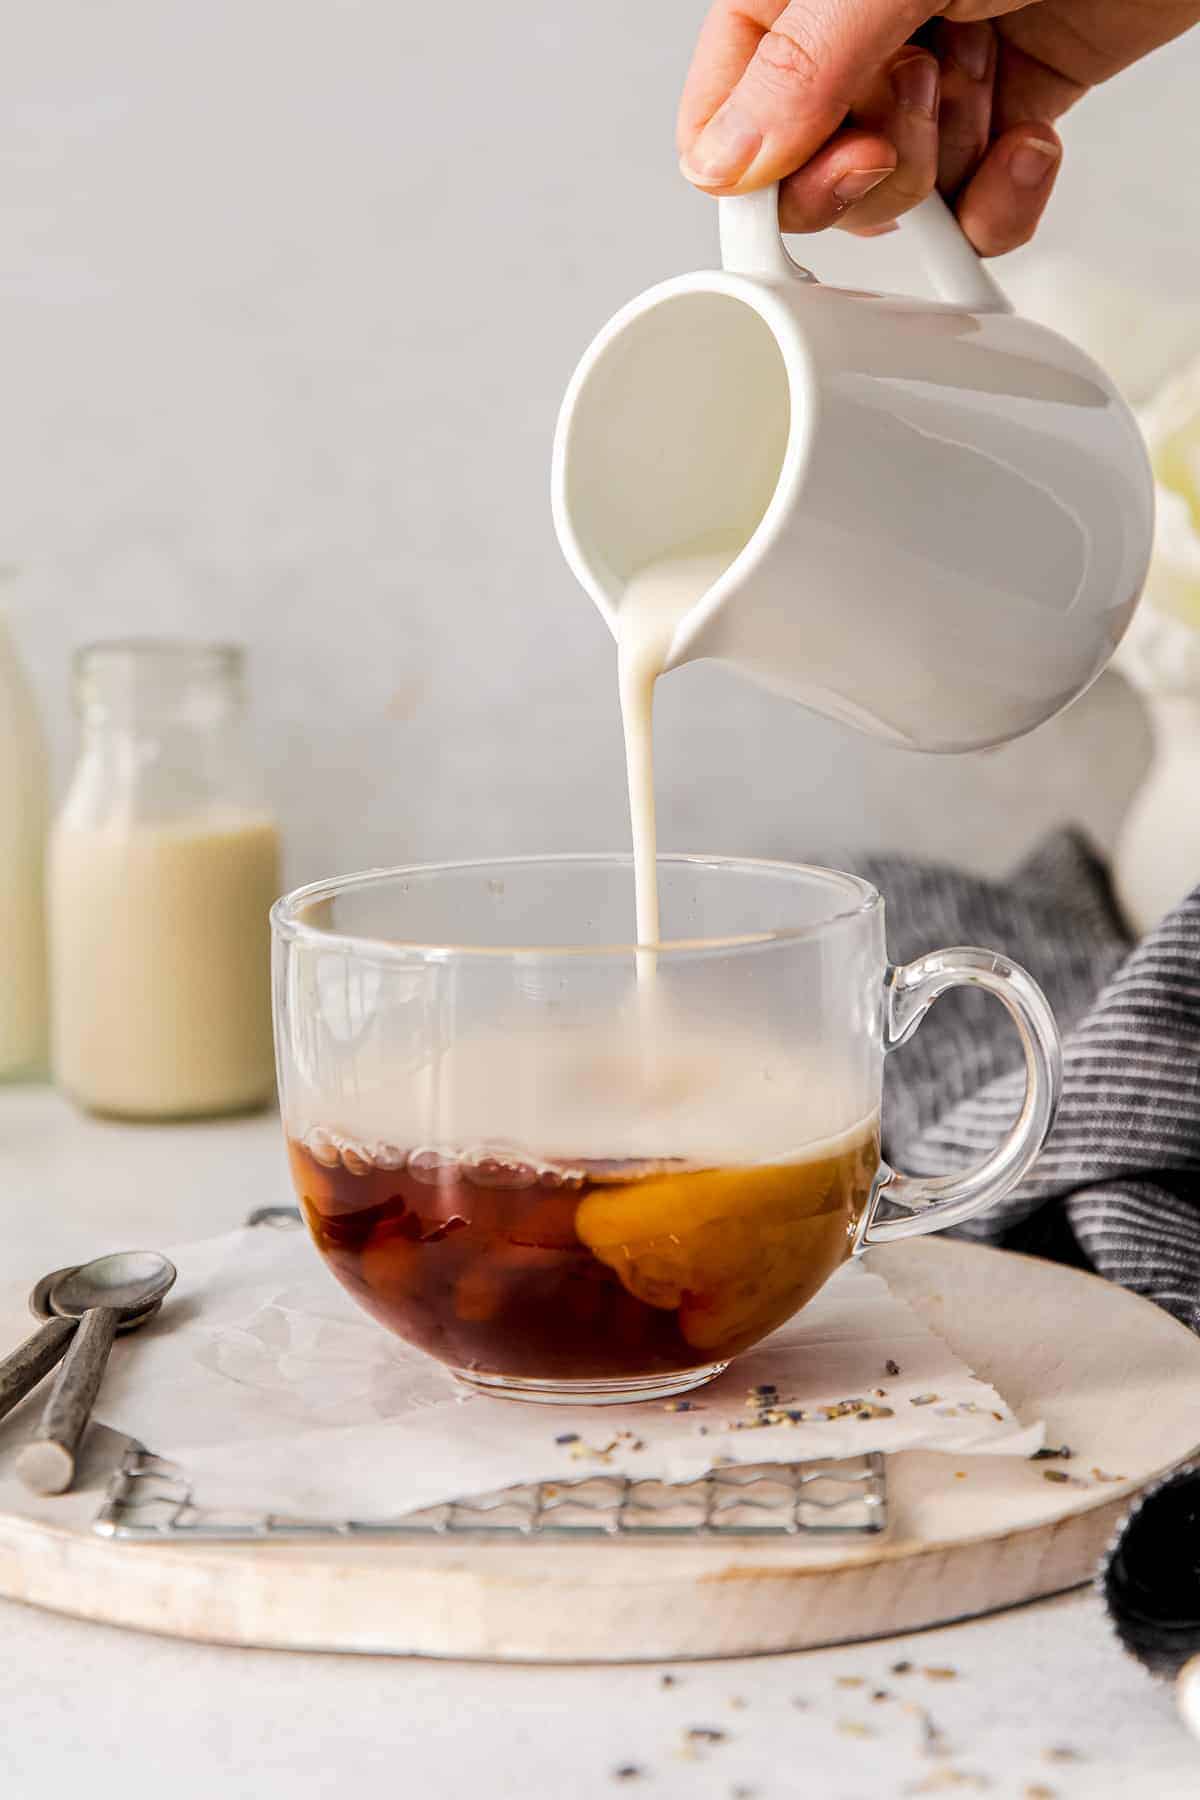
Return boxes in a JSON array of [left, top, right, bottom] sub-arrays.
[[0, 1317, 77, 1424], [16, 1306, 120, 1495]]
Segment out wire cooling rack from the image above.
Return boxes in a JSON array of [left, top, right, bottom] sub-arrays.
[[93, 1203, 888, 1543], [95, 1447, 887, 1541]]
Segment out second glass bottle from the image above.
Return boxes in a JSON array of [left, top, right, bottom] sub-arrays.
[[49, 640, 281, 1119]]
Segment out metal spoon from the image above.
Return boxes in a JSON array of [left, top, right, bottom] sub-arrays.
[[13, 1252, 176, 1496], [27, 1265, 167, 1334], [0, 1256, 167, 1431]]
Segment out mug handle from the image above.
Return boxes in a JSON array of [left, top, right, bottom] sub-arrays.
[[719, 185, 1011, 314], [861, 947, 1062, 1247]]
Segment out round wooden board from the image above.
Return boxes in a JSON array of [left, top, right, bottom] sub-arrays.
[[0, 1239, 1197, 1662]]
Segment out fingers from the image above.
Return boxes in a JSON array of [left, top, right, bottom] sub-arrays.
[[775, 41, 942, 236], [933, 19, 995, 194], [987, 37, 1086, 135], [774, 43, 943, 236], [954, 122, 1063, 255], [677, 0, 929, 194], [678, 2, 774, 160], [834, 48, 940, 230], [777, 129, 897, 233]]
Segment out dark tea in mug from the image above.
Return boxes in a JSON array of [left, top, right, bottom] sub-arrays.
[[288, 1121, 880, 1385]]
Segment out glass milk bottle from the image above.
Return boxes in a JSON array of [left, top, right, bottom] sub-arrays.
[[49, 641, 281, 1118], [0, 609, 49, 1079]]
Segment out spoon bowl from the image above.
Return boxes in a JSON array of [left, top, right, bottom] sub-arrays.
[[40, 1253, 176, 1324], [30, 1264, 168, 1333]]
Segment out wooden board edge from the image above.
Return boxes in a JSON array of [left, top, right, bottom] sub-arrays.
[[0, 1477, 1157, 1662]]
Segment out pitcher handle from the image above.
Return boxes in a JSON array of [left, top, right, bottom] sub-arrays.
[[719, 185, 818, 283], [861, 947, 1062, 1247], [903, 190, 1011, 313], [719, 184, 1011, 313]]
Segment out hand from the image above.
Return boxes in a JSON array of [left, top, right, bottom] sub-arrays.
[[678, 0, 1200, 254]]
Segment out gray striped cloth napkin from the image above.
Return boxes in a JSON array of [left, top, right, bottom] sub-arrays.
[[852, 831, 1200, 1333]]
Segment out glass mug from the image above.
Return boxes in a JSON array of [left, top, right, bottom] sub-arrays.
[[272, 856, 1061, 1404]]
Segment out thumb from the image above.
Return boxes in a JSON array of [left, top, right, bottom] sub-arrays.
[[679, 0, 932, 193]]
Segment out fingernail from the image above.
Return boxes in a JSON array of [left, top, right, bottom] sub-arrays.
[[680, 103, 762, 187], [892, 53, 938, 116], [950, 24, 990, 81], [833, 166, 894, 205], [1009, 137, 1061, 189]]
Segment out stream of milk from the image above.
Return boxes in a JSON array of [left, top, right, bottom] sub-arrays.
[[616, 535, 743, 961]]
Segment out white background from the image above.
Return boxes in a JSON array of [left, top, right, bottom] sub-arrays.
[[4, 3, 1198, 892]]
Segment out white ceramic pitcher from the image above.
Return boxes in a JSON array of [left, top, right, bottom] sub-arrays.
[[552, 188, 1154, 752]]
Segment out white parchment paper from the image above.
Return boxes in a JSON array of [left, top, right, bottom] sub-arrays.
[[0, 1223, 1042, 1520]]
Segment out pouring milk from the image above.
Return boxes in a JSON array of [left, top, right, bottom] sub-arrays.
[[617, 533, 742, 956]]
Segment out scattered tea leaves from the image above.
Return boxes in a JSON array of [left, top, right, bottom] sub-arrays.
[[612, 1766, 643, 1782], [910, 1394, 941, 1407], [836, 1675, 865, 1689], [1042, 1746, 1082, 1764], [569, 1439, 620, 1464], [886, 1359, 902, 1377], [1024, 1786, 1057, 1799], [555, 1433, 580, 1446], [1090, 1468, 1125, 1484], [658, 1673, 677, 1689], [892, 1660, 914, 1675], [684, 1727, 728, 1746], [923, 1667, 958, 1683], [836, 1720, 875, 1739], [820, 1397, 894, 1421], [1030, 1446, 1072, 1461]]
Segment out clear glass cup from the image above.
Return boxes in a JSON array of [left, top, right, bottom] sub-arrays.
[[50, 640, 281, 1119], [272, 855, 1061, 1404]]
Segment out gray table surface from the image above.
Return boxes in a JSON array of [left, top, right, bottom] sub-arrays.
[[1, 1087, 1197, 1799]]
